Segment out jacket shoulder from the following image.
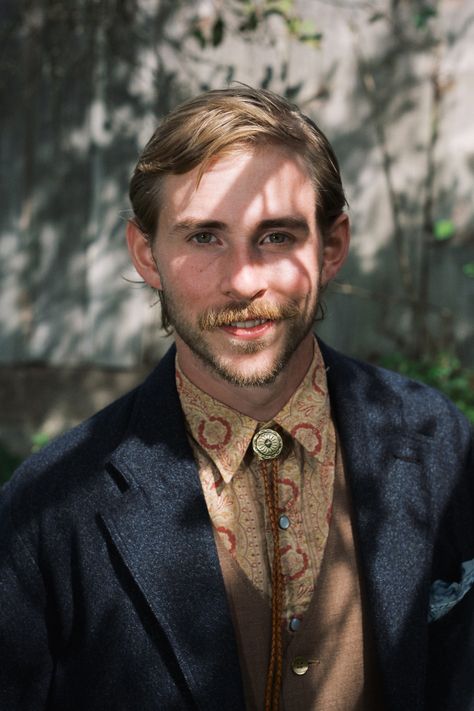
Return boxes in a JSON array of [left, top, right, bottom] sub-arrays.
[[0, 383, 141, 530], [10, 383, 138, 480], [319, 340, 472, 441], [1, 346, 181, 525]]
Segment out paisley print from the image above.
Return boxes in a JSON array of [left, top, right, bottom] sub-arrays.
[[176, 339, 338, 625]]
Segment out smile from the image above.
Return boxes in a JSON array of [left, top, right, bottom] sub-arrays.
[[229, 319, 268, 328], [219, 319, 276, 340]]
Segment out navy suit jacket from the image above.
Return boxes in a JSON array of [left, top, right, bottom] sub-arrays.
[[1, 342, 473, 710]]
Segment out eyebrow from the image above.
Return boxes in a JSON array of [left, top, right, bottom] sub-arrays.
[[257, 217, 310, 234], [169, 219, 226, 235], [169, 216, 310, 236]]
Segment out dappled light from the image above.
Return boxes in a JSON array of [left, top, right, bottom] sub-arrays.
[[0, 0, 473, 462]]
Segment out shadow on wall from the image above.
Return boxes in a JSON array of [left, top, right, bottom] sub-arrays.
[[1, 1, 473, 478], [1, 0, 473, 368], [0, 0, 188, 366]]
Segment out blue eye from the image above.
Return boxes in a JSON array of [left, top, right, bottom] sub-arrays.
[[192, 232, 216, 244]]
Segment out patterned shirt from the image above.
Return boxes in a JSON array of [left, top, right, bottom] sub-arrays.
[[176, 340, 337, 626]]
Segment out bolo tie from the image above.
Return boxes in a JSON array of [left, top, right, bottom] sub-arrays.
[[252, 427, 285, 711]]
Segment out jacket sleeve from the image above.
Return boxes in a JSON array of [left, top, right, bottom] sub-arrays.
[[0, 481, 53, 710]]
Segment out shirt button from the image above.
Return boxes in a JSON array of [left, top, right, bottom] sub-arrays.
[[292, 656, 309, 676], [289, 616, 301, 632], [278, 515, 290, 530]]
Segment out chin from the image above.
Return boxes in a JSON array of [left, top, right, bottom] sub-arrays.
[[210, 352, 286, 388]]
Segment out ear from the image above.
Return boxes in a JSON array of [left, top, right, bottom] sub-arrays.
[[126, 220, 162, 290], [320, 213, 350, 285]]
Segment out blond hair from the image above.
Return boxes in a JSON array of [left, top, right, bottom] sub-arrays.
[[129, 86, 347, 242]]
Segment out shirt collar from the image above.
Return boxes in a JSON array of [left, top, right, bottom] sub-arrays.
[[176, 339, 331, 483]]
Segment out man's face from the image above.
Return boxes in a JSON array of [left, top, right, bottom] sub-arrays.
[[146, 146, 341, 388]]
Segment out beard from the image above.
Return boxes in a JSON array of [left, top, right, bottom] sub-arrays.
[[159, 287, 320, 388]]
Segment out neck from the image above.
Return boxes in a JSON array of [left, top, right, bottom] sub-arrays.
[[175, 336, 314, 421]]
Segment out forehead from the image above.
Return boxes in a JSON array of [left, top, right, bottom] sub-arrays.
[[158, 145, 316, 228]]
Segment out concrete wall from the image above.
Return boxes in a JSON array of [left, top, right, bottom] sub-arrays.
[[1, 0, 473, 367]]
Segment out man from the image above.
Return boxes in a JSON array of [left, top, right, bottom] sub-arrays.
[[1, 87, 473, 711]]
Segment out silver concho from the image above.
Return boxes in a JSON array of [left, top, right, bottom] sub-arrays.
[[252, 428, 283, 460]]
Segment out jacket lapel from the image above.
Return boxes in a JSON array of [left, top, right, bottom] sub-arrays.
[[100, 347, 245, 711], [321, 342, 432, 711]]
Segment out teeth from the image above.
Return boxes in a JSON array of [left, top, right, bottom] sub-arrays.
[[230, 319, 267, 328]]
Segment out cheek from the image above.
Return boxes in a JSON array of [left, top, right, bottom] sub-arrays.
[[273, 254, 319, 297], [161, 255, 216, 303]]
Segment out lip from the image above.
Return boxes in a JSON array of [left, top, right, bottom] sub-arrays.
[[220, 320, 276, 339]]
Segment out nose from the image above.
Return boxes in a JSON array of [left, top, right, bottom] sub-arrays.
[[220, 246, 268, 301]]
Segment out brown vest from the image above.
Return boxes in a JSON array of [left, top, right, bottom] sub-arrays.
[[215, 447, 384, 710]]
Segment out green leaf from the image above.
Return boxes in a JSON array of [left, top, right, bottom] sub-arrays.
[[267, 0, 294, 13], [295, 18, 317, 34], [191, 28, 206, 49], [369, 12, 385, 23], [462, 262, 474, 279], [414, 5, 437, 29], [298, 32, 323, 45], [263, 7, 288, 20], [211, 16, 225, 46], [377, 353, 474, 424], [31, 432, 50, 452], [284, 82, 303, 100], [284, 17, 319, 38], [239, 10, 259, 32], [0, 441, 22, 484], [434, 219, 455, 241]]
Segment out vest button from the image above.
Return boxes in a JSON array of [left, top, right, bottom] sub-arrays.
[[278, 515, 290, 530], [289, 616, 301, 632], [291, 656, 309, 676]]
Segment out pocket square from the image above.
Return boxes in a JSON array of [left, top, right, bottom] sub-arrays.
[[429, 558, 474, 622]]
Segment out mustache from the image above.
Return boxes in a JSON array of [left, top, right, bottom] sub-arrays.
[[198, 300, 300, 331]]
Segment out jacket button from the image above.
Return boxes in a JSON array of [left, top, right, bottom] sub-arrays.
[[291, 656, 309, 676]]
